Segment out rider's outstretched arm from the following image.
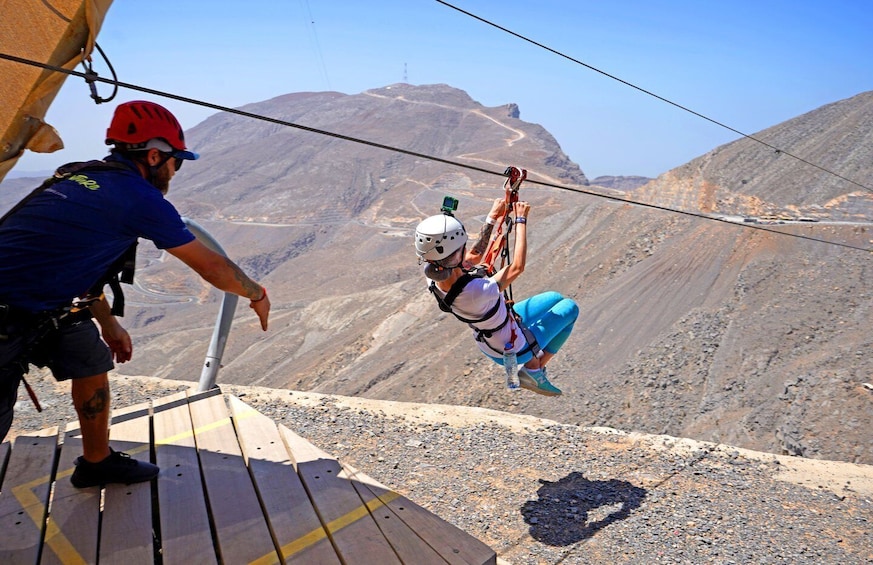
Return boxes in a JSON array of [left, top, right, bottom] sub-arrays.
[[467, 198, 506, 265], [493, 201, 530, 292]]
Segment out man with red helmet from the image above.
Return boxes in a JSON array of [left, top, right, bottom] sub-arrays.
[[0, 100, 271, 488]]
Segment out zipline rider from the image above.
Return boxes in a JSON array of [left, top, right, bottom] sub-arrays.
[[415, 197, 578, 396]]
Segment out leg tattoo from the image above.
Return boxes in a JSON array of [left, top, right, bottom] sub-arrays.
[[80, 388, 109, 420]]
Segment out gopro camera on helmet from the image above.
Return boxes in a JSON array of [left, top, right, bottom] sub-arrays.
[[441, 195, 459, 215]]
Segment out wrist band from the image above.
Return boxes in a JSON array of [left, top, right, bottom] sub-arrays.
[[486, 216, 496, 225], [251, 287, 267, 302], [515, 217, 527, 224]]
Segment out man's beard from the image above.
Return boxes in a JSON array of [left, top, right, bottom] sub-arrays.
[[153, 165, 172, 195]]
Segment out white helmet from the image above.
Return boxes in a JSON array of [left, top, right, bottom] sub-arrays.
[[414, 214, 468, 262]]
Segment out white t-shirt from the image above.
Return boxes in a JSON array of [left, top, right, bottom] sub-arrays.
[[428, 275, 525, 356]]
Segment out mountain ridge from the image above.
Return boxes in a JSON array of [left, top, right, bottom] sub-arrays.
[[633, 90, 873, 218], [106, 85, 873, 465], [2, 84, 870, 466]]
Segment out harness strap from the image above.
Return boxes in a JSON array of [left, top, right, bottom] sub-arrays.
[[0, 303, 73, 412], [514, 313, 542, 358], [1, 160, 140, 317], [429, 276, 501, 324], [428, 281, 453, 314], [85, 240, 138, 316], [472, 312, 511, 352], [442, 273, 475, 308], [428, 276, 520, 355]]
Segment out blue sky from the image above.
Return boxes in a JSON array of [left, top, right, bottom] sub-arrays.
[[11, 0, 873, 180]]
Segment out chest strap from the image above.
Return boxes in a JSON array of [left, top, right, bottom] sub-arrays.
[[1, 160, 139, 317], [429, 275, 511, 354], [429, 274, 501, 324]]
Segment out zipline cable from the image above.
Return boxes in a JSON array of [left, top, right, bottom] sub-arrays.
[[1, 51, 870, 255], [519, 176, 872, 253], [301, 0, 332, 91], [435, 0, 873, 196]]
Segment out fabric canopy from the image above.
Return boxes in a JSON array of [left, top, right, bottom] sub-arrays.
[[0, 0, 113, 184]]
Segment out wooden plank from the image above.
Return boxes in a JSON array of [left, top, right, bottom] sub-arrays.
[[41, 425, 100, 565], [153, 390, 217, 565], [0, 427, 59, 565], [349, 478, 449, 565], [228, 396, 340, 565], [279, 425, 403, 565], [189, 393, 279, 564], [346, 475, 449, 565], [345, 464, 496, 565], [99, 400, 155, 564]]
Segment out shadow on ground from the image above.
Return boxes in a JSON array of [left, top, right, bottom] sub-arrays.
[[520, 471, 647, 546]]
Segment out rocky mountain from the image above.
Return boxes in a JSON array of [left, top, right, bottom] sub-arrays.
[[8, 371, 873, 565], [633, 91, 873, 220], [0, 175, 45, 215], [2, 84, 870, 466], [591, 175, 652, 190]]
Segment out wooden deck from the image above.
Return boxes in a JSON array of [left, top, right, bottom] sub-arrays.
[[0, 388, 496, 564]]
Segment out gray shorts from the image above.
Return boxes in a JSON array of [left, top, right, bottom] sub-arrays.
[[0, 318, 113, 440], [30, 319, 114, 380]]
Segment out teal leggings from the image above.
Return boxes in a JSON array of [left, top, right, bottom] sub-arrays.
[[490, 291, 579, 366]]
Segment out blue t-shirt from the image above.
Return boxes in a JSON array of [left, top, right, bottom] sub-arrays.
[[0, 155, 195, 313]]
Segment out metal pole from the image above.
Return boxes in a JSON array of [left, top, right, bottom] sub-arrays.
[[181, 217, 239, 392]]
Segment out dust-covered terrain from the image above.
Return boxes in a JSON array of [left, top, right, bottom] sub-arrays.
[[3, 84, 871, 465], [6, 373, 873, 565]]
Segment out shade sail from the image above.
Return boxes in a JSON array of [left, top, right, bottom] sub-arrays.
[[0, 0, 113, 183]]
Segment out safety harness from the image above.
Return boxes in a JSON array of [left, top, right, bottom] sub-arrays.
[[0, 159, 139, 316], [429, 271, 513, 354], [428, 166, 542, 358], [0, 160, 140, 410]]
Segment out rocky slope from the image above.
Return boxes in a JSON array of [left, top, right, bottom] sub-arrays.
[[634, 90, 873, 219], [2, 84, 871, 466], [6, 372, 873, 565], [590, 175, 652, 190]]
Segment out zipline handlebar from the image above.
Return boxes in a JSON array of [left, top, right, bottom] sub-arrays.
[[480, 165, 527, 279], [504, 165, 526, 195]]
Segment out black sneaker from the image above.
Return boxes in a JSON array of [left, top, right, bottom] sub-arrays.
[[70, 448, 160, 488]]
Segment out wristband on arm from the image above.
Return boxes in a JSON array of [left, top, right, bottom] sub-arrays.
[[251, 287, 267, 302]]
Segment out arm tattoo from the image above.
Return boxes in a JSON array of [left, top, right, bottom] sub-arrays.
[[81, 388, 108, 420], [471, 222, 494, 255], [223, 257, 261, 299]]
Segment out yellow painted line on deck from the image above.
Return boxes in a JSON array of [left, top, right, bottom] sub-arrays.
[[249, 490, 403, 565], [12, 402, 248, 564], [12, 401, 386, 565], [12, 481, 87, 565]]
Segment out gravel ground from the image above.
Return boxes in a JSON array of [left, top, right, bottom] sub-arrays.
[[7, 370, 873, 565]]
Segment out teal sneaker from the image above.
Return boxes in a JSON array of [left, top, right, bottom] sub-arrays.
[[518, 367, 562, 396]]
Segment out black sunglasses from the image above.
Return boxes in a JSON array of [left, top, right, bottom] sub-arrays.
[[160, 151, 184, 171]]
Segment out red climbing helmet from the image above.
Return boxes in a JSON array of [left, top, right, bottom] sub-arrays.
[[105, 100, 198, 160]]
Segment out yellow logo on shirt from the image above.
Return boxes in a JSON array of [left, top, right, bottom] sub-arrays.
[[68, 174, 100, 190]]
